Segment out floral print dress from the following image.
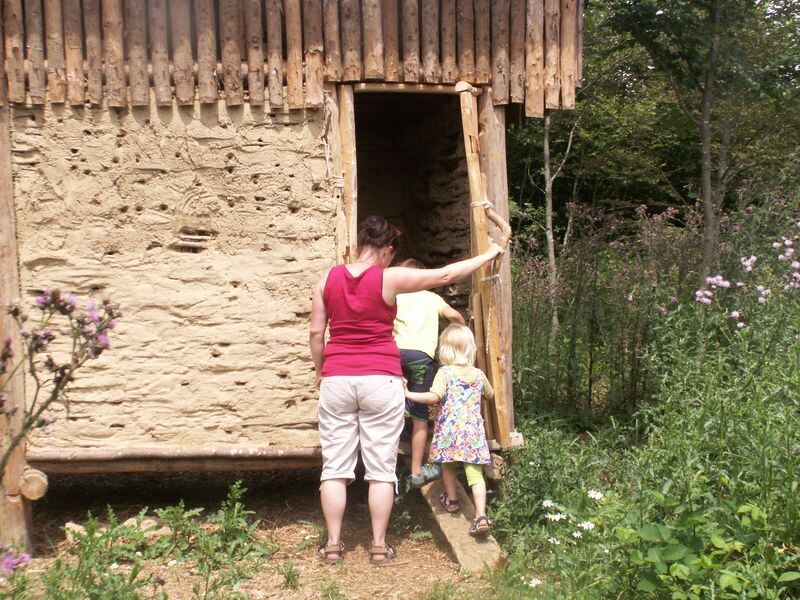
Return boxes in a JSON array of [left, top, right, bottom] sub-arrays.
[[429, 366, 491, 465]]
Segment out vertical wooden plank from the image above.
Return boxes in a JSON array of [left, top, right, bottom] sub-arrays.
[[220, 0, 244, 105], [544, 0, 560, 108], [338, 85, 358, 261], [63, 0, 84, 105], [196, 0, 218, 103], [171, 0, 194, 105], [491, 0, 510, 104], [362, 0, 384, 79], [560, 0, 576, 108], [524, 0, 544, 117], [478, 92, 514, 439], [474, 0, 490, 84], [25, 0, 46, 104], [341, 0, 362, 81], [304, 0, 324, 107], [3, 0, 25, 103], [0, 9, 31, 550], [421, 0, 440, 83], [325, 83, 348, 263], [44, 0, 67, 103], [441, 0, 457, 83], [456, 0, 475, 82], [102, 0, 125, 107], [401, 0, 420, 82], [126, 0, 148, 106], [245, 0, 266, 106], [323, 0, 342, 81], [265, 0, 284, 107], [83, 0, 102, 105], [510, 0, 525, 103], [576, 0, 583, 85], [382, 0, 401, 81], [284, 0, 304, 107], [149, 0, 171, 106]]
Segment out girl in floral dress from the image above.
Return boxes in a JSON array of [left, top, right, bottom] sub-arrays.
[[404, 324, 494, 536]]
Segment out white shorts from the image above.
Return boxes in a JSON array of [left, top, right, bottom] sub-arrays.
[[318, 375, 405, 484]]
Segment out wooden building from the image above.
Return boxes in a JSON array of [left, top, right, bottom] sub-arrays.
[[0, 0, 583, 547]]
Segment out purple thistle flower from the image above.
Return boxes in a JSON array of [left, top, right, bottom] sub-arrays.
[[737, 322, 746, 329], [87, 299, 100, 324], [97, 333, 109, 348], [773, 242, 783, 249], [758, 296, 766, 304], [730, 311, 740, 319], [67, 293, 78, 307], [746, 206, 755, 213], [669, 295, 678, 304], [1, 553, 16, 572], [34, 292, 50, 308]]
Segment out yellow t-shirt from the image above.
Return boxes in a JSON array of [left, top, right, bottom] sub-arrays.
[[393, 291, 447, 359]]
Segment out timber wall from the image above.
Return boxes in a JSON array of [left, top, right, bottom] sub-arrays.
[[1, 0, 583, 117]]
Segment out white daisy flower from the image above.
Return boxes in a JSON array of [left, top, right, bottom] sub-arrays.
[[578, 521, 595, 530], [547, 537, 560, 545], [545, 512, 567, 522], [587, 489, 604, 501], [527, 577, 543, 588], [541, 499, 554, 508], [572, 531, 582, 539]]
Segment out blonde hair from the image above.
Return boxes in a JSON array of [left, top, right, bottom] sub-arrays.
[[437, 324, 477, 367]]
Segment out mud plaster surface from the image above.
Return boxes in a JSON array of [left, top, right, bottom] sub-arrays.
[[10, 96, 333, 450]]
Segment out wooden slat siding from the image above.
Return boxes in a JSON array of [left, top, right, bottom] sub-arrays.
[[149, 0, 171, 106], [102, 0, 125, 107], [544, 0, 560, 108], [220, 0, 243, 105], [362, 0, 384, 80], [126, 0, 148, 106], [474, 0, 490, 84], [195, 0, 218, 103], [382, 0, 400, 81], [341, 0, 362, 81], [284, 0, 304, 107], [441, 0, 457, 83], [401, 0, 420, 82], [245, 0, 266, 106], [265, 0, 284, 107], [524, 0, 545, 117], [44, 0, 67, 103], [303, 0, 324, 107], [421, 0, 441, 83], [83, 0, 102, 105], [559, 0, 576, 108], [63, 0, 84, 105], [323, 0, 342, 81], [576, 0, 583, 85], [171, 0, 194, 105], [491, 0, 510, 104], [456, 0, 475, 82], [3, 0, 25, 103], [25, 0, 46, 104], [509, 0, 525, 103]]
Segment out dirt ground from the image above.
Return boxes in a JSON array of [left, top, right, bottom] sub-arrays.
[[25, 470, 492, 599]]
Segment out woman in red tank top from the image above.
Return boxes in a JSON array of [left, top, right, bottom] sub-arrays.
[[309, 216, 502, 565]]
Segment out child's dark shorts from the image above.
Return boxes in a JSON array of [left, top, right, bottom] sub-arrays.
[[400, 349, 437, 423]]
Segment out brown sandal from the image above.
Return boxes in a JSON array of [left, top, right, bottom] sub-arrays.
[[317, 541, 344, 565], [439, 493, 460, 514], [368, 542, 397, 566], [469, 515, 492, 537]]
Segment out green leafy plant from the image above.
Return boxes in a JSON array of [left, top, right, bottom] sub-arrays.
[[281, 561, 301, 590]]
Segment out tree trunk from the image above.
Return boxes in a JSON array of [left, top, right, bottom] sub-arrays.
[[544, 115, 560, 345], [698, 0, 721, 287]]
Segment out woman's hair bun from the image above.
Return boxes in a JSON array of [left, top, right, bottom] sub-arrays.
[[357, 215, 402, 252]]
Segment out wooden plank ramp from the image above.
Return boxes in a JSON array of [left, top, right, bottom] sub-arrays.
[[419, 479, 505, 574]]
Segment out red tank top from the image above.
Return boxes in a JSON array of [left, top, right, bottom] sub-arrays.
[[321, 264, 402, 377]]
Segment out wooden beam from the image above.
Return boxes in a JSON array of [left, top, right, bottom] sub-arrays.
[[474, 0, 490, 84], [171, 0, 195, 105], [401, 0, 420, 82], [25, 0, 46, 104], [325, 83, 348, 264], [323, 0, 343, 81], [63, 0, 85, 105], [525, 0, 545, 117], [353, 82, 466, 94], [421, 0, 441, 83], [341, 0, 363, 81], [149, 0, 171, 106], [220, 0, 244, 105], [3, 0, 25, 103], [510, 0, 525, 103], [195, 0, 218, 103], [362, 0, 385, 80], [491, 0, 510, 104], [456, 0, 475, 82], [471, 292, 496, 442], [338, 85, 358, 261], [102, 0, 125, 107], [245, 0, 266, 106], [559, 0, 576, 108], [0, 12, 30, 549], [284, 0, 304, 107], [544, 0, 560, 108], [126, 0, 148, 106], [441, 0, 457, 83], [576, 0, 583, 86], [382, 0, 401, 82], [44, 0, 67, 103], [83, 0, 102, 105], [303, 0, 324, 107], [265, 0, 284, 108]]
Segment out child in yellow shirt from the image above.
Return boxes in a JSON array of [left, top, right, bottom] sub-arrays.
[[393, 259, 465, 488]]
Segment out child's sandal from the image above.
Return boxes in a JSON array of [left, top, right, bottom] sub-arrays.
[[317, 541, 344, 565], [439, 493, 460, 514], [468, 515, 492, 537], [368, 542, 397, 566]]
